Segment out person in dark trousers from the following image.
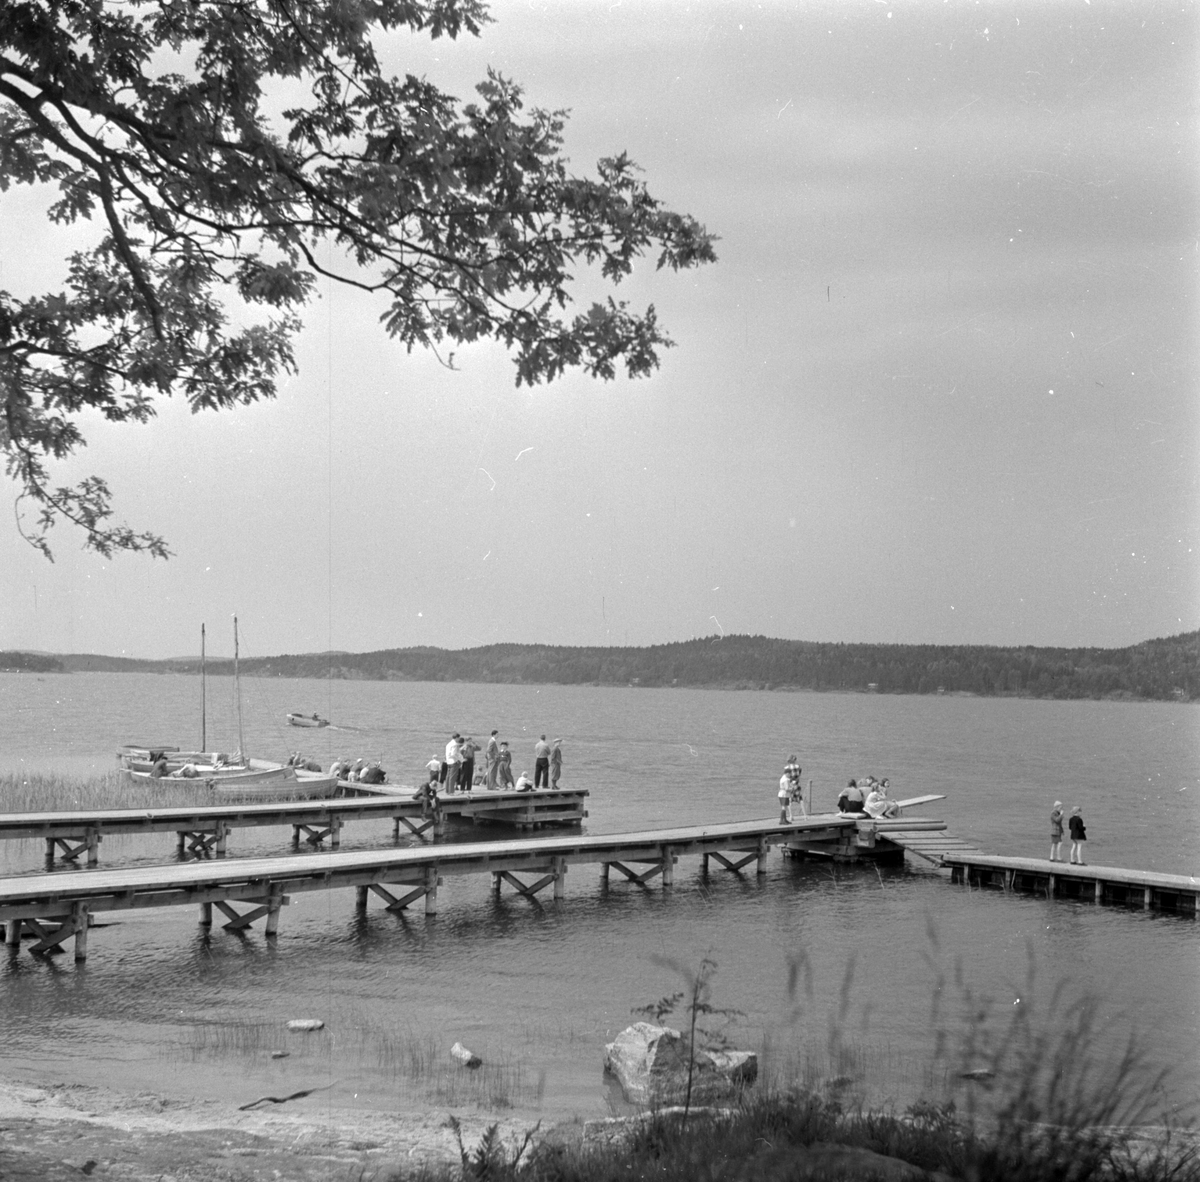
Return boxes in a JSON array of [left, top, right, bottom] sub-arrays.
[[1068, 806, 1087, 864], [534, 735, 551, 789], [459, 736, 478, 792]]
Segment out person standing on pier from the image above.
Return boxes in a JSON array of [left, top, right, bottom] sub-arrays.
[[779, 769, 793, 822], [550, 739, 563, 789], [1050, 801, 1065, 861], [534, 735, 551, 789], [443, 733, 461, 794], [459, 736, 478, 792], [1068, 806, 1087, 864], [498, 741, 515, 789], [485, 730, 500, 789]]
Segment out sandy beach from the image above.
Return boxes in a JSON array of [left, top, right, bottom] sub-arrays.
[[0, 1077, 554, 1181]]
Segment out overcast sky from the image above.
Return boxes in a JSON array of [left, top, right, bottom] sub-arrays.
[[1, 0, 1196, 661]]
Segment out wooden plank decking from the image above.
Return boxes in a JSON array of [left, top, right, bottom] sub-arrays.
[[0, 816, 855, 960], [0, 786, 590, 866], [942, 852, 1199, 914]]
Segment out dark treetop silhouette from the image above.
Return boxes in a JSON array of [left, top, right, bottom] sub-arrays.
[[0, 0, 716, 558]]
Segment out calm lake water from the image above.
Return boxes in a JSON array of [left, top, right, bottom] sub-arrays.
[[1, 671, 1197, 1125]]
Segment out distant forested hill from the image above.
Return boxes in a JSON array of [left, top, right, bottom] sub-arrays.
[[39, 631, 1200, 701]]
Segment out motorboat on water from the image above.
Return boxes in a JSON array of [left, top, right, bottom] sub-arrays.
[[287, 712, 330, 728]]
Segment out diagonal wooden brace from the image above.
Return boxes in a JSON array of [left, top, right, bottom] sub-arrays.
[[605, 860, 664, 886], [47, 830, 101, 867], [368, 882, 429, 912], [214, 892, 289, 932], [395, 816, 436, 841], [494, 869, 557, 898], [707, 850, 760, 874], [26, 903, 90, 959]]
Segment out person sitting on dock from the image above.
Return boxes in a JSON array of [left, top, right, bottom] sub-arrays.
[[837, 779, 866, 815], [1068, 806, 1087, 864], [150, 755, 170, 778], [1050, 801, 1065, 862], [516, 771, 535, 792], [358, 762, 386, 785], [864, 783, 899, 819]]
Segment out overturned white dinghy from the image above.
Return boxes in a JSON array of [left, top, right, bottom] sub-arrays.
[[603, 1021, 757, 1106]]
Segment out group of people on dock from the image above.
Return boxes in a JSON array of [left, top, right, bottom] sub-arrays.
[[429, 732, 564, 794], [325, 756, 386, 784], [836, 776, 900, 818], [1050, 802, 1087, 864]]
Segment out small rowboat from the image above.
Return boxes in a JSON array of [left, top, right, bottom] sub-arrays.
[[287, 713, 330, 728]]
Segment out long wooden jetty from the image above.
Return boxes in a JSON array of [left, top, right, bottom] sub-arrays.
[[0, 816, 850, 961], [942, 852, 1199, 915], [0, 787, 590, 867]]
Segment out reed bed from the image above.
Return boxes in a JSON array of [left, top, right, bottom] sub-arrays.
[[0, 769, 332, 813], [0, 770, 217, 813], [168, 1016, 539, 1111]]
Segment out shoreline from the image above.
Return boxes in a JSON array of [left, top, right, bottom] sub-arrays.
[[0, 1076, 557, 1181]]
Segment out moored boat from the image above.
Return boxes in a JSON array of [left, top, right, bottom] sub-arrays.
[[287, 712, 330, 728]]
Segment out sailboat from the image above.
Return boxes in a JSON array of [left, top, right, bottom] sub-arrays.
[[119, 620, 337, 796]]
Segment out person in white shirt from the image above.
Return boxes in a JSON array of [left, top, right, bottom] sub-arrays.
[[443, 733, 461, 793]]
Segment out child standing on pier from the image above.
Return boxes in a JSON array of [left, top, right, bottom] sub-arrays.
[[1068, 807, 1087, 864], [1050, 802, 1064, 862]]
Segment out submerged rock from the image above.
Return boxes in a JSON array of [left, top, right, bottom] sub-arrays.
[[603, 1022, 757, 1106]]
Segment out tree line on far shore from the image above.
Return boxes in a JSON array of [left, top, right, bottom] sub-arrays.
[[5, 631, 1197, 702]]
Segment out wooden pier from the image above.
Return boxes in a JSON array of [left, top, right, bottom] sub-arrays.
[[0, 787, 590, 867], [942, 852, 1199, 915], [0, 816, 848, 961]]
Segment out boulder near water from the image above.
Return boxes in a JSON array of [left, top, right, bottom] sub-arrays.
[[603, 1021, 757, 1106]]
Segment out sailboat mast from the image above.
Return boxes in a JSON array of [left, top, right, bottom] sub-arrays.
[[234, 616, 245, 759], [200, 623, 207, 752]]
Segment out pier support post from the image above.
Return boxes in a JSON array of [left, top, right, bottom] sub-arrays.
[[44, 837, 54, 867], [265, 887, 283, 937], [355, 886, 368, 912], [86, 830, 100, 868], [1047, 875, 1056, 898], [330, 817, 343, 850], [434, 810, 446, 838], [424, 868, 439, 915], [1144, 887, 1153, 910], [553, 858, 566, 900], [1094, 880, 1103, 904], [392, 816, 401, 841], [492, 872, 502, 896], [177, 832, 187, 857], [73, 903, 90, 961], [661, 849, 674, 888], [757, 837, 769, 876], [291, 825, 301, 847], [600, 862, 610, 885], [701, 853, 709, 876], [5, 919, 21, 947], [215, 821, 229, 858], [199, 902, 212, 927]]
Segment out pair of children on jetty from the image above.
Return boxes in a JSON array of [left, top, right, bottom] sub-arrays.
[[1050, 803, 1088, 864]]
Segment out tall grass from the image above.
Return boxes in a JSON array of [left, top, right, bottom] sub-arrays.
[[0, 770, 325, 812], [0, 770, 218, 812], [167, 1016, 540, 1111]]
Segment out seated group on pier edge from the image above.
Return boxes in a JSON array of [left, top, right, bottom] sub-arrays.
[[326, 757, 387, 784], [838, 776, 900, 818]]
